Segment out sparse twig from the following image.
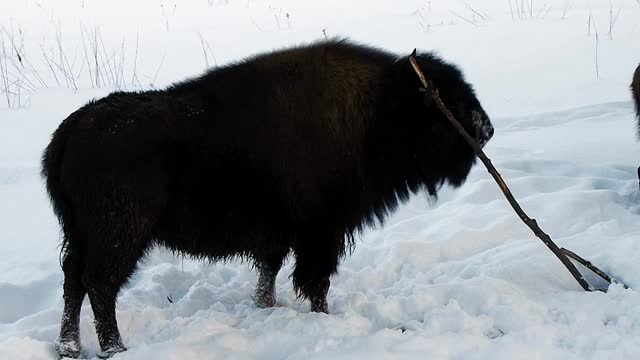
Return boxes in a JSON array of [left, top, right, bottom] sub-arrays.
[[150, 54, 165, 88], [463, 3, 487, 21], [199, 34, 210, 68], [595, 32, 600, 78], [449, 10, 479, 27], [250, 18, 264, 32], [274, 14, 280, 29], [561, 0, 575, 19], [0, 28, 36, 108], [1, 26, 45, 90], [98, 31, 116, 87], [198, 33, 217, 69], [608, 0, 622, 40], [93, 27, 100, 87], [131, 30, 141, 88], [0, 32, 12, 107], [118, 38, 126, 89], [536, 4, 552, 19], [41, 46, 61, 87], [508, 0, 515, 21]]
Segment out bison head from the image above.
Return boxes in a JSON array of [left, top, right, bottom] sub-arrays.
[[416, 54, 493, 148], [391, 52, 493, 194]]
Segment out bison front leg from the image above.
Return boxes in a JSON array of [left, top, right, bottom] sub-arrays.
[[292, 238, 340, 314], [306, 277, 330, 314], [253, 248, 289, 308], [254, 264, 279, 309]]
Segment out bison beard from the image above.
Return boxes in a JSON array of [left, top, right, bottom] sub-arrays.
[[42, 39, 493, 358]]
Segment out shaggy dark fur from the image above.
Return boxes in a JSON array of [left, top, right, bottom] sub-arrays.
[[42, 39, 493, 358]]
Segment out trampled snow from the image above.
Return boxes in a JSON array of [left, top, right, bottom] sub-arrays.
[[1, 0, 639, 359]]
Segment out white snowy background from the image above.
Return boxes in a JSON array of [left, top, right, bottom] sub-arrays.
[[1, 0, 640, 359]]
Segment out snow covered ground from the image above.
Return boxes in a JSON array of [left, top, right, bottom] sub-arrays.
[[1, 0, 640, 359]]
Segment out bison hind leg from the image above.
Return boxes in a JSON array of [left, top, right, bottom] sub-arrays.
[[56, 242, 87, 359], [253, 247, 289, 309], [79, 195, 158, 358]]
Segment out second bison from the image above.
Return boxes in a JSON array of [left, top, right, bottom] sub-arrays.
[[42, 39, 493, 358], [632, 64, 640, 189]]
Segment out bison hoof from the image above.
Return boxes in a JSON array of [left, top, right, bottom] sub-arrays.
[[254, 298, 276, 309], [310, 299, 329, 314], [96, 344, 127, 359], [55, 339, 81, 359], [253, 292, 276, 308]]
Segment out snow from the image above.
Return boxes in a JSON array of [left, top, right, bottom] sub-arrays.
[[1, 0, 640, 359]]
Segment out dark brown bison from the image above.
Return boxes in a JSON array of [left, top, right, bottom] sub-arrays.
[[42, 39, 493, 358]]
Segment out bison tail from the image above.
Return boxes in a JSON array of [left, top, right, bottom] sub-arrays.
[[41, 114, 75, 266]]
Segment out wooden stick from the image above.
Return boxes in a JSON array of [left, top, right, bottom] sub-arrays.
[[408, 50, 612, 292], [561, 248, 627, 288]]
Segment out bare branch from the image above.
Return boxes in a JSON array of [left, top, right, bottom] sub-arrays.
[[131, 30, 139, 88], [408, 50, 624, 292], [80, 24, 94, 87], [595, 32, 600, 78], [561, 248, 627, 288], [449, 10, 479, 27], [150, 54, 165, 88], [463, 3, 487, 21]]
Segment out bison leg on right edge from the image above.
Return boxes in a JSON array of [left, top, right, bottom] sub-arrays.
[[632, 64, 640, 190]]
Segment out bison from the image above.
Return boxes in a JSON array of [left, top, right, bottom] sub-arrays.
[[42, 39, 493, 358]]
